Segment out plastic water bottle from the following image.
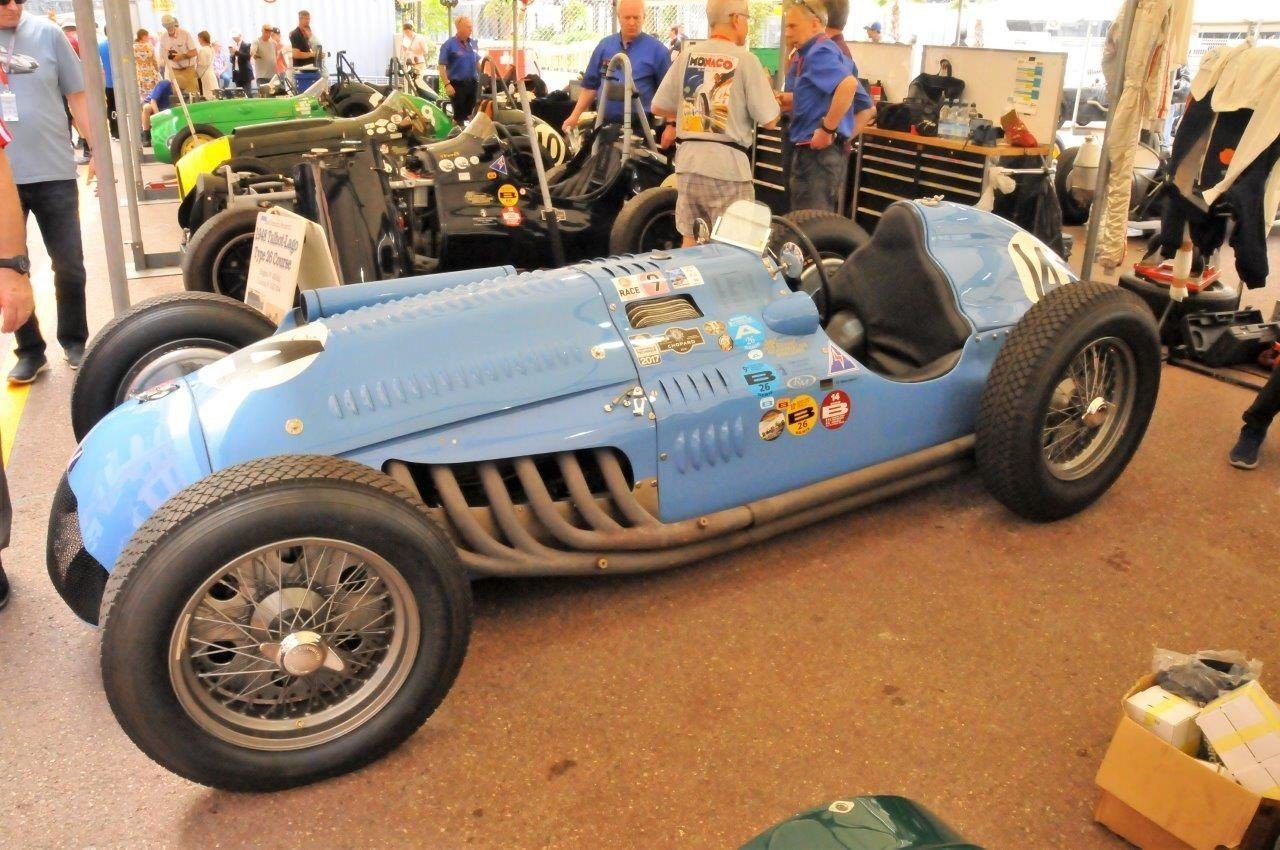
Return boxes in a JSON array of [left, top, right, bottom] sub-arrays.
[[957, 103, 971, 139], [940, 100, 954, 136]]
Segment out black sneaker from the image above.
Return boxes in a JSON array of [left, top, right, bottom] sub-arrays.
[[64, 343, 85, 370], [141, 130, 152, 146], [0, 563, 9, 611], [1230, 428, 1264, 470], [7, 354, 48, 385]]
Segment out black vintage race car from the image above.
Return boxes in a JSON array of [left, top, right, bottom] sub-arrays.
[[181, 111, 678, 300]]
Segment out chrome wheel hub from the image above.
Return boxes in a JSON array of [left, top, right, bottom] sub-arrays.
[[1041, 337, 1137, 481], [169, 539, 419, 751]]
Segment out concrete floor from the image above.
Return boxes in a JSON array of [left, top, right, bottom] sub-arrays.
[[1, 147, 1279, 849]]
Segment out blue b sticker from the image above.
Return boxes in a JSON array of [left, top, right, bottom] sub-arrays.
[[728, 314, 764, 350], [742, 362, 778, 397]]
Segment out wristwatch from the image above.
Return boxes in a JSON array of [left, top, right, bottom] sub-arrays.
[[0, 255, 30, 276], [820, 123, 838, 135]]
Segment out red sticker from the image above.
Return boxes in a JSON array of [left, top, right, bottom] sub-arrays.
[[501, 208, 523, 227], [821, 390, 851, 430]]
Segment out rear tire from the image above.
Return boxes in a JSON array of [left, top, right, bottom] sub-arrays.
[[609, 186, 680, 254], [976, 282, 1161, 520], [773, 210, 871, 317], [1055, 146, 1090, 225], [183, 207, 263, 301], [99, 455, 472, 791], [70, 292, 275, 441]]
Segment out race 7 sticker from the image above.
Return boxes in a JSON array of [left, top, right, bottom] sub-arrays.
[[630, 327, 706, 366], [827, 343, 860, 376], [728, 314, 764, 350], [821, 390, 851, 430], [666, 266, 705, 289], [615, 271, 670, 302], [741, 362, 777, 397]]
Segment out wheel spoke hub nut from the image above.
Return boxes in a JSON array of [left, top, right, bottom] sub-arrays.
[[1083, 396, 1110, 429]]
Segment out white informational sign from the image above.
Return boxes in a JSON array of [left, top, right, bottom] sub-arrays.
[[244, 208, 340, 324]]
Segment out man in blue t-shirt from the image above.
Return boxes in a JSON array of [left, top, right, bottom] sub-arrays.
[[779, 0, 873, 212], [438, 16, 480, 122], [561, 0, 671, 133]]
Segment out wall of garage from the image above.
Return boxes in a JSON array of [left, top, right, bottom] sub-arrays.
[[131, 0, 397, 84]]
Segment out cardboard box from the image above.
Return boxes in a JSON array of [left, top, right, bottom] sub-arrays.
[[1125, 685, 1202, 755], [1095, 675, 1280, 849], [1197, 682, 1280, 783]]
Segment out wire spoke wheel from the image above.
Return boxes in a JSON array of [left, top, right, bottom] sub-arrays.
[[1041, 336, 1136, 480], [181, 133, 215, 157], [170, 538, 420, 751]]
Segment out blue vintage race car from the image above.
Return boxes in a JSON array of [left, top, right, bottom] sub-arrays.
[[48, 200, 1160, 791]]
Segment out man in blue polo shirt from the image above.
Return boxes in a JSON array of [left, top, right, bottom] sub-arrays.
[[438, 16, 480, 122], [780, 0, 873, 212], [561, 0, 670, 133]]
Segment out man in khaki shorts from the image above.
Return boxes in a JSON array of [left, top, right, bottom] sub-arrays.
[[651, 0, 779, 245]]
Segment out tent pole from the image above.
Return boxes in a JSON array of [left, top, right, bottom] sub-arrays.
[[104, 0, 146, 270], [72, 0, 130, 314], [1080, 0, 1139, 283]]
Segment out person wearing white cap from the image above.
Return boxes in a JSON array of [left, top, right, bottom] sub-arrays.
[[228, 30, 253, 93], [651, 0, 779, 246], [158, 14, 198, 95]]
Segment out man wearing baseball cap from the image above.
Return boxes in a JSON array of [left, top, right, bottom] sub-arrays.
[[864, 21, 883, 42], [159, 14, 199, 94]]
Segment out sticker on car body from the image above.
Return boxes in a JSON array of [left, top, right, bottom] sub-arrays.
[[615, 271, 670, 302], [666, 266, 704, 290], [826, 343, 860, 376], [728, 314, 764, 350], [759, 408, 785, 441], [742, 362, 777, 397], [784, 394, 818, 436], [629, 327, 706, 365], [821, 390, 851, 430]]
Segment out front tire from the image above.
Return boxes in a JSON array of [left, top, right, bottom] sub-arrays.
[[976, 282, 1161, 521], [99, 455, 472, 792], [70, 292, 275, 441], [169, 123, 223, 164], [182, 207, 263, 301], [773, 210, 871, 317]]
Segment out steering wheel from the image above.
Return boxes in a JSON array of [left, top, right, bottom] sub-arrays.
[[770, 217, 835, 325]]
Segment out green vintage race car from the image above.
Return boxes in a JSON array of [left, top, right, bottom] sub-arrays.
[[151, 78, 452, 164]]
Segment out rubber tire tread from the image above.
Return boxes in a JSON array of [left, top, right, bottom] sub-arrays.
[[609, 186, 680, 255], [98, 454, 472, 792], [168, 123, 223, 165], [335, 92, 377, 118], [1055, 146, 1090, 226], [182, 207, 263, 298], [779, 210, 871, 253], [975, 281, 1160, 521], [70, 292, 274, 441]]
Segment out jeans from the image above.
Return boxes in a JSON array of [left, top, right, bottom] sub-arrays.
[[789, 143, 849, 213], [14, 180, 88, 358], [1243, 366, 1280, 436]]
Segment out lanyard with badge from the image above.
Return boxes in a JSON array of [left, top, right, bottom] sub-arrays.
[[1, 30, 18, 122]]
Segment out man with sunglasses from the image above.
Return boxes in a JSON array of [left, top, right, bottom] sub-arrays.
[[780, 0, 873, 213], [651, 0, 778, 246], [1, 0, 92, 384]]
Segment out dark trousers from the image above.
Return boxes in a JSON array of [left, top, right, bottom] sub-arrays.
[[14, 180, 89, 358], [450, 78, 478, 122], [105, 87, 118, 139], [1243, 366, 1280, 435], [788, 143, 849, 213]]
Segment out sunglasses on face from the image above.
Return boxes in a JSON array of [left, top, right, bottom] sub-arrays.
[[0, 1, 28, 7]]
